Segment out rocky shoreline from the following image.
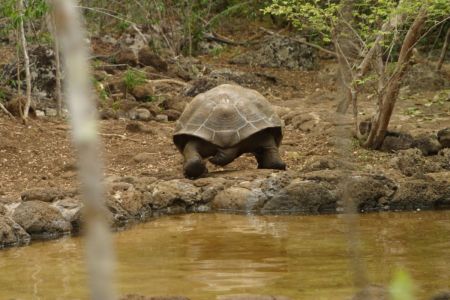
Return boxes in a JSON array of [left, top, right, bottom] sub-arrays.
[[2, 151, 450, 249]]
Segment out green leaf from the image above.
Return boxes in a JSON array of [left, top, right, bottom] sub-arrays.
[[389, 269, 416, 300]]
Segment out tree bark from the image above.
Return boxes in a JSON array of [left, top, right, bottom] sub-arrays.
[[364, 9, 428, 149], [18, 0, 32, 121], [50, 9, 63, 117], [436, 27, 450, 71]]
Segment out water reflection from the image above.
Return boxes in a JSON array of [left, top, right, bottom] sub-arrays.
[[0, 211, 449, 299]]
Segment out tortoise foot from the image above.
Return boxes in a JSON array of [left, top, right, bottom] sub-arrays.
[[258, 161, 286, 170], [184, 158, 207, 179], [209, 147, 239, 166]]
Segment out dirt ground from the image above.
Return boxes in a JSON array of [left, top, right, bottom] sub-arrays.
[[1, 40, 450, 201]]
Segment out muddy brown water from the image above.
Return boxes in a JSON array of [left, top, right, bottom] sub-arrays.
[[1, 211, 449, 300]]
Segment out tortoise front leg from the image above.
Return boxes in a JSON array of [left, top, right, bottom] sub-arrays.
[[183, 140, 208, 178], [253, 135, 286, 170]]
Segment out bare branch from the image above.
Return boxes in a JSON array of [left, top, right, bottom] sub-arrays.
[[18, 0, 32, 121], [0, 102, 14, 119]]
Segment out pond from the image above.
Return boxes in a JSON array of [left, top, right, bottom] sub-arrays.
[[1, 211, 450, 299]]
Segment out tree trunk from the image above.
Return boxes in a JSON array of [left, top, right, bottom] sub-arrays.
[[18, 0, 32, 121], [50, 9, 63, 117], [16, 29, 22, 97], [364, 9, 428, 149], [436, 27, 450, 71]]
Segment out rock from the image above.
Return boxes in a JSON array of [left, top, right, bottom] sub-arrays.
[[413, 134, 442, 155], [5, 96, 36, 118], [52, 198, 83, 229], [391, 179, 450, 210], [183, 69, 275, 97], [380, 132, 415, 152], [12, 201, 72, 236], [184, 77, 221, 97], [169, 56, 203, 81], [163, 109, 181, 121], [403, 62, 450, 92], [290, 113, 320, 132], [100, 35, 118, 45], [116, 48, 138, 66], [391, 149, 442, 176], [45, 108, 58, 117], [209, 68, 277, 88], [125, 122, 156, 134], [211, 187, 255, 211], [138, 47, 168, 72], [338, 175, 396, 211], [302, 156, 354, 172], [134, 108, 152, 121], [35, 110, 45, 118], [0, 216, 30, 248], [431, 291, 450, 300], [131, 83, 155, 101], [301, 169, 346, 184], [100, 108, 119, 120], [438, 127, 450, 148], [156, 114, 169, 122], [106, 78, 126, 93], [0, 204, 6, 215], [2, 45, 60, 99], [437, 148, 450, 170], [263, 179, 336, 213], [21, 188, 66, 202], [160, 97, 188, 112], [230, 36, 316, 70], [149, 180, 201, 209], [217, 295, 291, 300], [107, 182, 149, 218], [133, 152, 155, 163]]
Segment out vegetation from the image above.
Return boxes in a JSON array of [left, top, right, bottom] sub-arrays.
[[0, 1, 449, 299], [264, 0, 450, 149]]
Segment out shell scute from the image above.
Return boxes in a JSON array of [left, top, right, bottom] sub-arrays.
[[173, 84, 282, 149]]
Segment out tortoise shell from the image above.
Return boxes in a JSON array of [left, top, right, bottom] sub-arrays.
[[173, 84, 283, 150]]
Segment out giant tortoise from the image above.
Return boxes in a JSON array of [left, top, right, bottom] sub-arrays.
[[173, 84, 286, 178]]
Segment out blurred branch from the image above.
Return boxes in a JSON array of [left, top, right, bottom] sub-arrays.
[[53, 1, 117, 299]]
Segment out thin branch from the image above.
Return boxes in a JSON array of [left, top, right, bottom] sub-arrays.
[[18, 0, 32, 121], [0, 102, 14, 119], [148, 79, 188, 86], [436, 27, 450, 71], [338, 12, 366, 50], [100, 133, 141, 143], [76, 6, 147, 44], [413, 15, 450, 50]]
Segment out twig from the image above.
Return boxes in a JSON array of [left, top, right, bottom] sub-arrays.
[[148, 79, 188, 86], [76, 6, 149, 48], [204, 32, 244, 46], [259, 27, 337, 57], [0, 103, 14, 119], [100, 133, 141, 143], [131, 24, 148, 44]]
